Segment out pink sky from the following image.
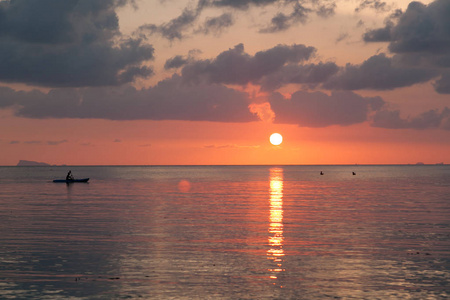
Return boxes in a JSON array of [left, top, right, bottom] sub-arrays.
[[0, 0, 449, 165]]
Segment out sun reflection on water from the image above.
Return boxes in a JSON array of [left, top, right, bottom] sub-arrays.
[[267, 167, 285, 284]]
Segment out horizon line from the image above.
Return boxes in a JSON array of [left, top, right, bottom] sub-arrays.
[[5, 163, 447, 167]]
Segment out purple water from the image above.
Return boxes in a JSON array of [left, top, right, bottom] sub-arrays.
[[1, 165, 449, 299]]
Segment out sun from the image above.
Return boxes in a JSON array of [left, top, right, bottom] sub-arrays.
[[270, 133, 283, 146]]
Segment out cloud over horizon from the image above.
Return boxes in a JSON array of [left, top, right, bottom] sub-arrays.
[[4, 74, 447, 130], [372, 107, 450, 130], [0, 75, 258, 123], [269, 90, 385, 127]]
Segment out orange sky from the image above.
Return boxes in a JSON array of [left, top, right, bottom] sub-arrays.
[[0, 0, 448, 165]]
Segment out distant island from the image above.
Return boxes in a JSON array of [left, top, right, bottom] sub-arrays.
[[17, 160, 51, 166], [415, 162, 446, 165]]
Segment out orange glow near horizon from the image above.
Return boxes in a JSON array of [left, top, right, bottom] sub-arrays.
[[1, 110, 449, 166]]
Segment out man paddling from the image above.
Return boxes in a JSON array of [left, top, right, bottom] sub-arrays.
[[66, 170, 74, 181]]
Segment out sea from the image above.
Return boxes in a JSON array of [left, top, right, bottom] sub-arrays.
[[0, 165, 449, 299]]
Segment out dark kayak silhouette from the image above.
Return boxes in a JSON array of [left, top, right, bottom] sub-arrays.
[[53, 178, 89, 183]]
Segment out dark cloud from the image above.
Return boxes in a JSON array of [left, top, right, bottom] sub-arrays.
[[209, 0, 279, 9], [434, 72, 450, 94], [261, 12, 291, 33], [363, 0, 450, 93], [0, 75, 258, 123], [178, 42, 430, 94], [323, 54, 437, 90], [0, 0, 154, 87], [362, 8, 402, 42], [269, 90, 384, 127], [1, 67, 447, 130], [0, 37, 154, 87], [259, 62, 339, 91], [136, 0, 254, 41], [372, 107, 450, 130], [47, 140, 68, 146], [363, 23, 393, 42], [139, 0, 335, 41], [137, 1, 205, 41], [355, 0, 390, 13], [260, 3, 311, 33], [259, 0, 337, 33], [335, 33, 349, 43], [0, 86, 20, 107], [196, 13, 234, 35], [164, 49, 203, 70], [164, 55, 189, 70], [388, 0, 450, 54], [181, 43, 316, 85], [0, 0, 117, 44], [20, 139, 68, 145], [316, 2, 336, 18]]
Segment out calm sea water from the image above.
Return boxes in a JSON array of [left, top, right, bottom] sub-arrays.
[[0, 165, 449, 299]]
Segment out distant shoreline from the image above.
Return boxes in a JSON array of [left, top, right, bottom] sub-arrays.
[[15, 160, 67, 167]]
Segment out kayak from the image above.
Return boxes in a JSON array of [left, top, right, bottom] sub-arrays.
[[53, 178, 89, 183]]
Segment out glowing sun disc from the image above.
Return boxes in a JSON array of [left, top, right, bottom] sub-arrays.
[[270, 133, 283, 145]]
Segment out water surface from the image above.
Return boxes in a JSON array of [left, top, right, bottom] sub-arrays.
[[1, 165, 449, 299]]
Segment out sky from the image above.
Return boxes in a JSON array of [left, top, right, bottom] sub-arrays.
[[0, 0, 449, 165]]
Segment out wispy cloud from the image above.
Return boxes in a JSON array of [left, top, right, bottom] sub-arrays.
[[24, 141, 42, 144], [47, 140, 68, 146], [136, 1, 206, 41], [355, 0, 391, 13], [260, 2, 311, 33], [195, 13, 234, 36], [204, 144, 260, 149]]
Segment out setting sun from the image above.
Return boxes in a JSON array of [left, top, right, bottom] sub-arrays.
[[270, 133, 283, 146]]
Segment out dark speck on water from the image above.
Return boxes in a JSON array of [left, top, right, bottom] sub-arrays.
[[0, 165, 449, 299]]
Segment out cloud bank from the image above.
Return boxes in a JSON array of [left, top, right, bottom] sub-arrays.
[[0, 76, 258, 123], [269, 90, 384, 127], [372, 108, 450, 130], [0, 75, 391, 129]]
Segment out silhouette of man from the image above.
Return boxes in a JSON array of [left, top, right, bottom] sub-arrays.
[[66, 170, 74, 180]]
